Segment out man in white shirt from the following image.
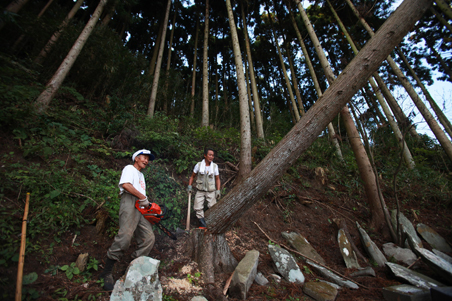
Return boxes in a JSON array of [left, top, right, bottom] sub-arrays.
[[99, 149, 155, 291], [187, 148, 221, 228]]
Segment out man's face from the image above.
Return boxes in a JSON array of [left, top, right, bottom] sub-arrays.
[[204, 150, 214, 163], [135, 154, 149, 171]]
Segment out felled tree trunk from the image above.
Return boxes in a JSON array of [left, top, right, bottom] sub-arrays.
[[187, 229, 237, 283]]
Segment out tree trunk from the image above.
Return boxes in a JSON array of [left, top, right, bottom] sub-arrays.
[[164, 8, 178, 114], [346, 0, 452, 162], [434, 0, 452, 19], [149, 22, 163, 76], [289, 4, 344, 161], [241, 2, 264, 139], [201, 0, 210, 127], [190, 18, 200, 118], [361, 86, 385, 125], [397, 47, 452, 140], [147, 0, 171, 118], [286, 43, 305, 117], [327, 0, 415, 169], [100, 0, 118, 27], [0, 0, 30, 31], [205, 0, 431, 234], [244, 57, 255, 131], [12, 0, 55, 52], [226, 0, 252, 182], [34, 0, 84, 65], [34, 0, 108, 114], [430, 6, 452, 33], [424, 37, 452, 82]]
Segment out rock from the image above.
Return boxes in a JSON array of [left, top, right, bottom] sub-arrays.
[[190, 297, 208, 301], [281, 232, 325, 264], [255, 272, 268, 286], [306, 260, 359, 289], [413, 247, 452, 285], [229, 250, 259, 300], [350, 267, 376, 277], [356, 222, 387, 267], [391, 210, 423, 248], [416, 224, 452, 253], [382, 284, 431, 301], [430, 287, 452, 300], [303, 281, 338, 301], [110, 256, 162, 301], [319, 280, 342, 290], [338, 229, 360, 269], [75, 253, 89, 273], [433, 249, 452, 265], [385, 262, 445, 289], [383, 243, 418, 266], [268, 274, 281, 282], [315, 167, 326, 185], [268, 245, 304, 284]]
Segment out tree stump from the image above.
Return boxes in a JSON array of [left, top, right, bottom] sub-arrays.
[[187, 229, 238, 284]]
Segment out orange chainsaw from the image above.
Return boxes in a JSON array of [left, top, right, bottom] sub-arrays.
[[135, 201, 177, 240]]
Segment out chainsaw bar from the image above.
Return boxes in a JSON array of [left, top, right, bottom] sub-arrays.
[[156, 222, 177, 240]]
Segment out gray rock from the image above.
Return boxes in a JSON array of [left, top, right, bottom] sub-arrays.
[[282, 232, 325, 264], [338, 229, 360, 269], [268, 274, 281, 282], [190, 297, 208, 301], [383, 243, 418, 266], [306, 260, 359, 289], [382, 284, 431, 301], [110, 256, 162, 301], [413, 247, 452, 285], [430, 287, 452, 300], [254, 272, 268, 286], [350, 267, 376, 277], [385, 262, 445, 289], [303, 281, 338, 301], [229, 250, 259, 300], [318, 280, 341, 290], [356, 222, 387, 267], [391, 210, 423, 248], [433, 249, 452, 265], [416, 224, 452, 253], [268, 245, 304, 284]]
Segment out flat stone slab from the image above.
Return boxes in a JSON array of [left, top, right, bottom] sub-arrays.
[[338, 229, 360, 269], [303, 281, 338, 301], [111, 256, 162, 301], [229, 250, 259, 300], [382, 284, 431, 301], [416, 224, 452, 253], [350, 267, 376, 277], [391, 210, 422, 249], [414, 247, 452, 285], [383, 243, 417, 266], [433, 249, 452, 265], [385, 262, 445, 290], [307, 260, 359, 289], [268, 245, 304, 284], [282, 232, 325, 264], [356, 222, 387, 267], [191, 297, 208, 301], [430, 287, 452, 300]]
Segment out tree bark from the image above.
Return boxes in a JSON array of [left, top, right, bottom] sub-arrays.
[[34, 0, 108, 114], [226, 0, 252, 182], [147, 0, 171, 118], [164, 7, 178, 114], [206, 0, 431, 234], [434, 0, 452, 19], [0, 0, 30, 31], [286, 43, 305, 117], [244, 57, 255, 131], [201, 0, 210, 127], [190, 18, 200, 118], [34, 0, 84, 65], [149, 22, 163, 76], [430, 6, 452, 33], [424, 37, 452, 82], [346, 0, 452, 162], [288, 4, 344, 161], [241, 2, 264, 139]]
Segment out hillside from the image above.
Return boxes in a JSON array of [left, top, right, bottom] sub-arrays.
[[1, 57, 452, 301]]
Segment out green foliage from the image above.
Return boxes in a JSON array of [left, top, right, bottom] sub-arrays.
[[60, 262, 80, 280], [186, 272, 201, 285]]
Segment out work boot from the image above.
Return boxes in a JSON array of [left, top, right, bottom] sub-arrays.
[[198, 218, 207, 228], [99, 257, 116, 291]]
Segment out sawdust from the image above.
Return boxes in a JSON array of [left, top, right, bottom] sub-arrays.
[[181, 261, 198, 274], [164, 277, 202, 294]]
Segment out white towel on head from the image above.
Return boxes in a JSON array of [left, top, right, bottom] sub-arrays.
[[198, 159, 214, 174]]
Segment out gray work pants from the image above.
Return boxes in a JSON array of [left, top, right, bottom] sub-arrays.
[[107, 193, 155, 261], [193, 190, 216, 219]]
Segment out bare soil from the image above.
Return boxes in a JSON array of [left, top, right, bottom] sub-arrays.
[[2, 162, 452, 301]]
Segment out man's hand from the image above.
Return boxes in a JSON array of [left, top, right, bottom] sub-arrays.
[[215, 190, 221, 200], [187, 185, 193, 194], [139, 196, 150, 207]]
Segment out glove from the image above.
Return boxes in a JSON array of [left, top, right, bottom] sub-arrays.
[[215, 190, 221, 200], [139, 196, 150, 207], [187, 185, 193, 194]]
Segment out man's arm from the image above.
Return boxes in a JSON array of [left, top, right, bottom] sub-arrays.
[[188, 172, 197, 187], [122, 183, 146, 200], [215, 175, 220, 191]]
